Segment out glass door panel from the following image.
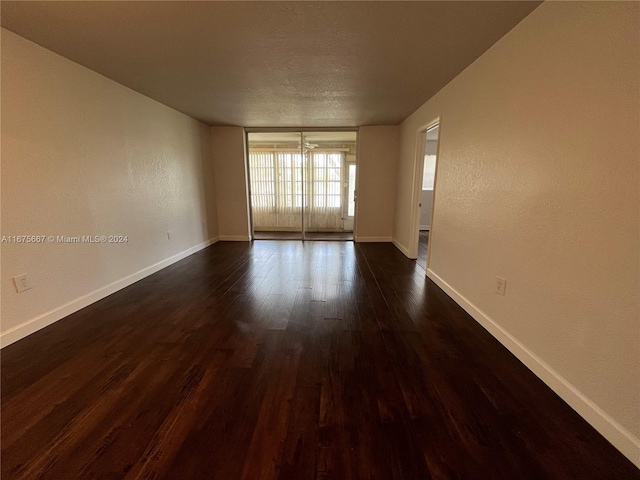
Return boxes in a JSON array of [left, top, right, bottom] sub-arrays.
[[247, 132, 303, 239], [302, 131, 357, 239], [247, 130, 357, 241]]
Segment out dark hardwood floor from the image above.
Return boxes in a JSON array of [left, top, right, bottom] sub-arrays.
[[2, 241, 637, 479], [417, 231, 429, 270]]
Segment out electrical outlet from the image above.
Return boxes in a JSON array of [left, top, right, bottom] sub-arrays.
[[496, 277, 507, 296], [14, 274, 32, 293]]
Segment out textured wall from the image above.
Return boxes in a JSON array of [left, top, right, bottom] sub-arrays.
[[1, 29, 218, 335], [393, 1, 639, 461], [356, 126, 399, 241], [210, 127, 251, 240]]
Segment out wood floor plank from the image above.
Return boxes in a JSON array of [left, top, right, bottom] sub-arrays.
[[1, 240, 637, 479]]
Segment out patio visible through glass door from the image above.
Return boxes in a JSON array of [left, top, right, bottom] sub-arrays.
[[302, 131, 357, 240], [247, 131, 357, 240]]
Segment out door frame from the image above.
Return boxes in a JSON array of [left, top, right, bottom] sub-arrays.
[[409, 118, 441, 267], [244, 127, 359, 240]]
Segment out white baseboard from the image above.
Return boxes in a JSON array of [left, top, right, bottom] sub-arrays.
[[419, 225, 430, 231], [0, 236, 220, 349], [354, 236, 392, 243], [219, 235, 251, 241], [426, 268, 640, 468], [392, 238, 413, 258]]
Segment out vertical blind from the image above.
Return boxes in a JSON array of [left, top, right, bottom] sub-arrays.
[[249, 150, 344, 231]]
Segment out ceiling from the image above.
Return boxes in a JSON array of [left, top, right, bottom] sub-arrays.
[[1, 1, 541, 127]]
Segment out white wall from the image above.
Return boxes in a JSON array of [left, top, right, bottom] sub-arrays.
[[393, 2, 639, 465], [1, 29, 219, 345], [210, 127, 251, 241], [356, 126, 399, 241]]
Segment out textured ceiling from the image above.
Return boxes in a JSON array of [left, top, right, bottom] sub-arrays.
[[1, 1, 541, 127]]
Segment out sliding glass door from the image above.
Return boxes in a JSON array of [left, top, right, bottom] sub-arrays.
[[247, 130, 357, 240], [247, 132, 304, 239]]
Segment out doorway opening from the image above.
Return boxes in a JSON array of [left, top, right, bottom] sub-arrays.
[[246, 130, 358, 241], [414, 123, 439, 270]]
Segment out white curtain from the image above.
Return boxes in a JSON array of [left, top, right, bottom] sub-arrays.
[[307, 152, 343, 230], [275, 152, 303, 228], [249, 150, 344, 231], [249, 151, 275, 228], [249, 150, 302, 230]]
